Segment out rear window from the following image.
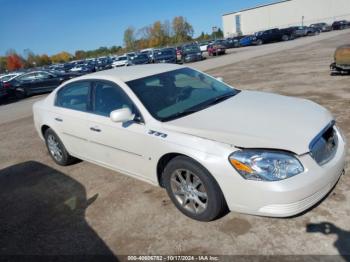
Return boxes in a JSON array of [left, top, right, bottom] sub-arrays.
[[55, 81, 90, 112]]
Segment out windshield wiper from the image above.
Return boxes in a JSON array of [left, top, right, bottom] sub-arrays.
[[161, 108, 200, 122], [162, 92, 238, 122], [204, 92, 236, 106]]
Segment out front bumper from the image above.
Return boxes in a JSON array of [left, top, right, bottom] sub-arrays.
[[184, 55, 202, 62], [213, 130, 347, 217]]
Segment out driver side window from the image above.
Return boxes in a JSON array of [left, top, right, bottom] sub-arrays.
[[93, 81, 136, 117]]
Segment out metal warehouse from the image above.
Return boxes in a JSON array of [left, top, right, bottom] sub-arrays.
[[222, 0, 350, 37]]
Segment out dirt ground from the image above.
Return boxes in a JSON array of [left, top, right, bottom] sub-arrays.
[[0, 32, 349, 259]]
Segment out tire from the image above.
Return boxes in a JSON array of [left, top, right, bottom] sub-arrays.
[[256, 39, 263, 45], [15, 88, 27, 99], [282, 35, 289, 41], [44, 128, 76, 166], [163, 156, 228, 221]]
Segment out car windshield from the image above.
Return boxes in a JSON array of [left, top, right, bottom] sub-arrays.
[[134, 54, 148, 60], [118, 57, 127, 61], [126, 68, 240, 122], [154, 49, 174, 57], [0, 74, 17, 81], [183, 45, 200, 52]]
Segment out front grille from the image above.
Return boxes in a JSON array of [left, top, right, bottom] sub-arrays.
[[309, 121, 338, 165]]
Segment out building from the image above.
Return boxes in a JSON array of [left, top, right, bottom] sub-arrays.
[[222, 0, 350, 37]]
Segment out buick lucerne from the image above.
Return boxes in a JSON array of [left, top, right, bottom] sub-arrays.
[[33, 64, 346, 221]]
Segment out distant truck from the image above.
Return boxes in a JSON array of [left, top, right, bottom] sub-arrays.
[[330, 45, 350, 75]]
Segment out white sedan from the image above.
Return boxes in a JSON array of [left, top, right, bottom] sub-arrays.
[[33, 64, 346, 221]]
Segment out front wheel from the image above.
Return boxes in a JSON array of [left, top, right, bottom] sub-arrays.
[[163, 156, 228, 221], [256, 39, 263, 45], [44, 128, 77, 166]]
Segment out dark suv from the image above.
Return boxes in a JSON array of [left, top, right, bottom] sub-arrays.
[[153, 48, 177, 64], [253, 28, 294, 45], [181, 44, 203, 63], [332, 20, 349, 30]]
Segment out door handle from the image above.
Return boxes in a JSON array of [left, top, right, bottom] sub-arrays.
[[90, 127, 101, 132], [55, 117, 63, 122]]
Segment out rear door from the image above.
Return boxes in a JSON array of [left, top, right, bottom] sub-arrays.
[[34, 72, 61, 93], [53, 80, 92, 159]]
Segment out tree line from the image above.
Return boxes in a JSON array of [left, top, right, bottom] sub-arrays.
[[0, 16, 223, 73]]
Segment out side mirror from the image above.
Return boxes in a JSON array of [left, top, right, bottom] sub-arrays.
[[110, 108, 134, 123], [216, 77, 224, 82]]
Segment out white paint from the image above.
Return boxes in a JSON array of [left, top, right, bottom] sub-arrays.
[[32, 65, 347, 218], [223, 0, 350, 37]]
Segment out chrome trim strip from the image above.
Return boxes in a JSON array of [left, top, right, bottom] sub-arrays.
[[89, 140, 143, 157], [62, 132, 88, 141], [63, 132, 143, 157]]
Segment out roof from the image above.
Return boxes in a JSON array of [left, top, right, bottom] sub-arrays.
[[223, 0, 292, 16], [73, 64, 185, 83]]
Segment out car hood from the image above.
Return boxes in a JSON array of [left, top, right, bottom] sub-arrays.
[[162, 90, 333, 155]]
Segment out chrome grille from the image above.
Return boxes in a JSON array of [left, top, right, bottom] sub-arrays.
[[309, 121, 338, 165]]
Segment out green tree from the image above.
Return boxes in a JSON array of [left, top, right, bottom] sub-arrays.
[[149, 21, 170, 47], [172, 16, 194, 44], [196, 32, 211, 41], [0, 56, 7, 73], [212, 28, 224, 39], [51, 51, 72, 63], [123, 26, 136, 51], [75, 50, 87, 60]]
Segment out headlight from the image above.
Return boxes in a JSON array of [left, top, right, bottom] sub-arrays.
[[229, 150, 304, 181], [197, 52, 201, 56]]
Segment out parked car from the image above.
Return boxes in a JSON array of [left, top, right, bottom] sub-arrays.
[[153, 48, 177, 64], [199, 41, 211, 52], [181, 44, 203, 63], [0, 82, 6, 99], [112, 56, 129, 67], [253, 28, 295, 45], [207, 42, 226, 56], [0, 73, 22, 82], [95, 58, 113, 71], [3, 71, 73, 99], [288, 26, 308, 37], [239, 35, 255, 47], [305, 26, 321, 35], [310, 23, 332, 32], [225, 38, 240, 48], [70, 63, 96, 74], [175, 46, 183, 62], [332, 20, 349, 30], [33, 64, 346, 221], [330, 44, 350, 74], [128, 53, 150, 65], [141, 48, 158, 63]]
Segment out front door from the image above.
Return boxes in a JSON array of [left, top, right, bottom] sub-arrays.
[[86, 80, 152, 179]]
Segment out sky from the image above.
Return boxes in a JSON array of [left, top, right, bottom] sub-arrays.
[[0, 0, 273, 56]]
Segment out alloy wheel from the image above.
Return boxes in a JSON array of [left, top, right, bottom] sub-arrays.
[[170, 169, 208, 214], [47, 134, 63, 162]]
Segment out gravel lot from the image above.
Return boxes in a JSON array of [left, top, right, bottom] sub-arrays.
[[0, 31, 349, 259]]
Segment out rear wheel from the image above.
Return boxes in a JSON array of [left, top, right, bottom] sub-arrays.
[[15, 88, 28, 99], [163, 156, 227, 221], [282, 35, 289, 41], [44, 128, 76, 166]]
